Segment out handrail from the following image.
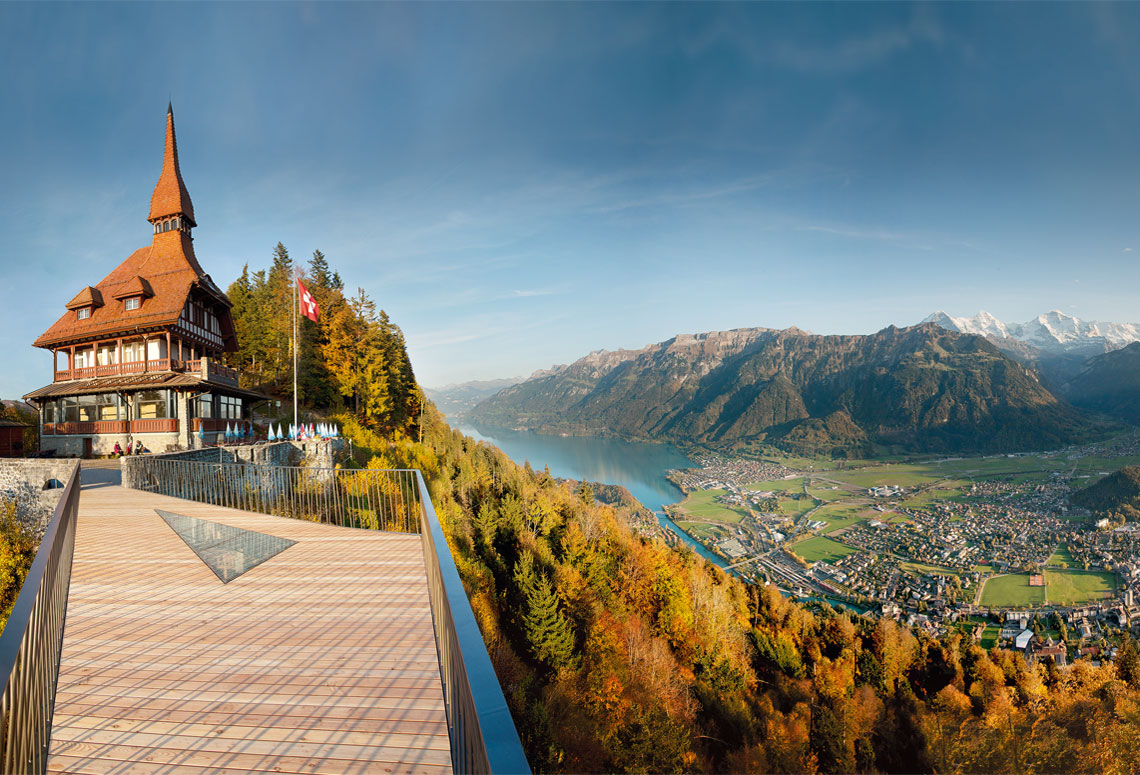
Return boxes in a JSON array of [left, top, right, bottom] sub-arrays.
[[121, 456, 531, 774], [0, 462, 81, 774], [415, 471, 531, 775]]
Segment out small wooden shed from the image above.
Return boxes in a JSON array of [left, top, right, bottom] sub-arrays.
[[0, 419, 28, 457]]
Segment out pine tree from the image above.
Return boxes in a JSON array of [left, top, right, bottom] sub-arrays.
[[522, 571, 577, 671], [1118, 634, 1140, 688]]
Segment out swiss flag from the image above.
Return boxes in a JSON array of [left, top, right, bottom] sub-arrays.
[[298, 279, 319, 323]]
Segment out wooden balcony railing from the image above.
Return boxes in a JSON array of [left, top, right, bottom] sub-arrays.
[[130, 419, 179, 434], [43, 419, 177, 435], [192, 418, 250, 433], [53, 357, 240, 388]]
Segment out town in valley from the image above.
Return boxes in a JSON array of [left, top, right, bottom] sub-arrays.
[[659, 433, 1140, 665]]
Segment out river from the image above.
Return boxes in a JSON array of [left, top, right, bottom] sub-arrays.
[[457, 424, 731, 569]]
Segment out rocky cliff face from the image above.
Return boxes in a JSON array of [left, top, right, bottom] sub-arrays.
[[473, 323, 1105, 455]]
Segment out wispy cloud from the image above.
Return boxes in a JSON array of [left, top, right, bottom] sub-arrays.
[[1124, 247, 1133, 252], [796, 223, 935, 251], [770, 12, 945, 73], [509, 289, 555, 298]]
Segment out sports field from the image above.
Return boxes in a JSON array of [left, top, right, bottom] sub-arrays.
[[1044, 569, 1116, 606], [790, 536, 858, 564], [979, 573, 1045, 607]]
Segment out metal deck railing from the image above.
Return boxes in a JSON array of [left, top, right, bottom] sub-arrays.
[[0, 462, 80, 774]]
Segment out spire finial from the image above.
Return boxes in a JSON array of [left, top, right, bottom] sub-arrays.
[[149, 104, 196, 228]]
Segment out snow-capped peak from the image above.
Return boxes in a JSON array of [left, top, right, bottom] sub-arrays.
[[922, 310, 1010, 340], [922, 310, 1140, 354]]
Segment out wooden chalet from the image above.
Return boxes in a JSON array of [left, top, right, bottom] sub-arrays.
[[25, 106, 262, 456]]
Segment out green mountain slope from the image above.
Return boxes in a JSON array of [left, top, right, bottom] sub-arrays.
[[1071, 465, 1140, 516], [1065, 341, 1140, 424], [473, 323, 1104, 455]]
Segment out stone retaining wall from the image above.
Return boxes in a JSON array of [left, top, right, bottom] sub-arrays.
[[0, 459, 80, 537], [122, 440, 345, 490]]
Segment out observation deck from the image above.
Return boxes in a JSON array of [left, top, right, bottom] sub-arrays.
[[49, 480, 449, 774]]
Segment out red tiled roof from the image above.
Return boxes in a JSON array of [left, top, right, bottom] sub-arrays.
[[34, 231, 229, 349], [111, 275, 155, 300], [148, 105, 196, 226], [65, 286, 104, 310]]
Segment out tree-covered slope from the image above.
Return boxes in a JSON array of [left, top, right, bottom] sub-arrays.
[[473, 323, 1102, 455], [1065, 341, 1140, 424], [1071, 465, 1140, 519]]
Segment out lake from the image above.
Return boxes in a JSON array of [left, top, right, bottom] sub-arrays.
[[457, 424, 731, 569]]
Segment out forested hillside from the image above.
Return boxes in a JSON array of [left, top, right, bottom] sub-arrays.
[[473, 324, 1104, 456], [1072, 466, 1140, 521]]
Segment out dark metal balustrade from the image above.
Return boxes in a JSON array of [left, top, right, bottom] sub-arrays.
[[0, 463, 80, 775], [123, 456, 531, 775]]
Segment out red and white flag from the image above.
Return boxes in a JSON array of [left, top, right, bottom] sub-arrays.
[[298, 279, 319, 323]]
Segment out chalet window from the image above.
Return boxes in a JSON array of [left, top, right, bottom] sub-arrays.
[[96, 346, 118, 366], [77, 307, 91, 320], [218, 395, 242, 420], [196, 394, 213, 419], [125, 297, 140, 311], [122, 342, 144, 362], [135, 390, 175, 420]]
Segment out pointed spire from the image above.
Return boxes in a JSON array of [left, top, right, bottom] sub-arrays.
[[148, 104, 196, 227]]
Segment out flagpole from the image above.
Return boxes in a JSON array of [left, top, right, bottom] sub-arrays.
[[293, 266, 298, 437]]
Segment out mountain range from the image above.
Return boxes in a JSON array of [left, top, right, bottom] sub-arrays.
[[472, 323, 1109, 456], [922, 309, 1140, 356], [424, 378, 523, 420]]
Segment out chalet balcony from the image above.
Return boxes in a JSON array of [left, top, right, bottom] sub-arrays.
[[43, 419, 179, 435], [53, 357, 239, 388]]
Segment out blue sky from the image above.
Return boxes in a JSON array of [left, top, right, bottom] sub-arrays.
[[2, 2, 1139, 398]]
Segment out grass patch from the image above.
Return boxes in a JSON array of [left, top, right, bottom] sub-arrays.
[[901, 561, 962, 577], [777, 497, 816, 518], [980, 625, 1000, 649], [674, 521, 730, 541], [789, 536, 858, 565], [979, 573, 1045, 607], [1045, 569, 1117, 606], [677, 489, 746, 524], [807, 486, 849, 502], [826, 465, 942, 489], [1047, 545, 1076, 567], [897, 480, 969, 511], [814, 502, 877, 534], [746, 476, 807, 494]]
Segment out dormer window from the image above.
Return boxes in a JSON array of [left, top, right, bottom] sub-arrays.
[[125, 297, 141, 311], [77, 307, 91, 320]]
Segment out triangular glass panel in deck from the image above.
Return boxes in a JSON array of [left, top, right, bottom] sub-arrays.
[[156, 509, 297, 583]]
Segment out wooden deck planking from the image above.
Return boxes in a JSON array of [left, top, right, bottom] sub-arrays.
[[48, 482, 451, 774]]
